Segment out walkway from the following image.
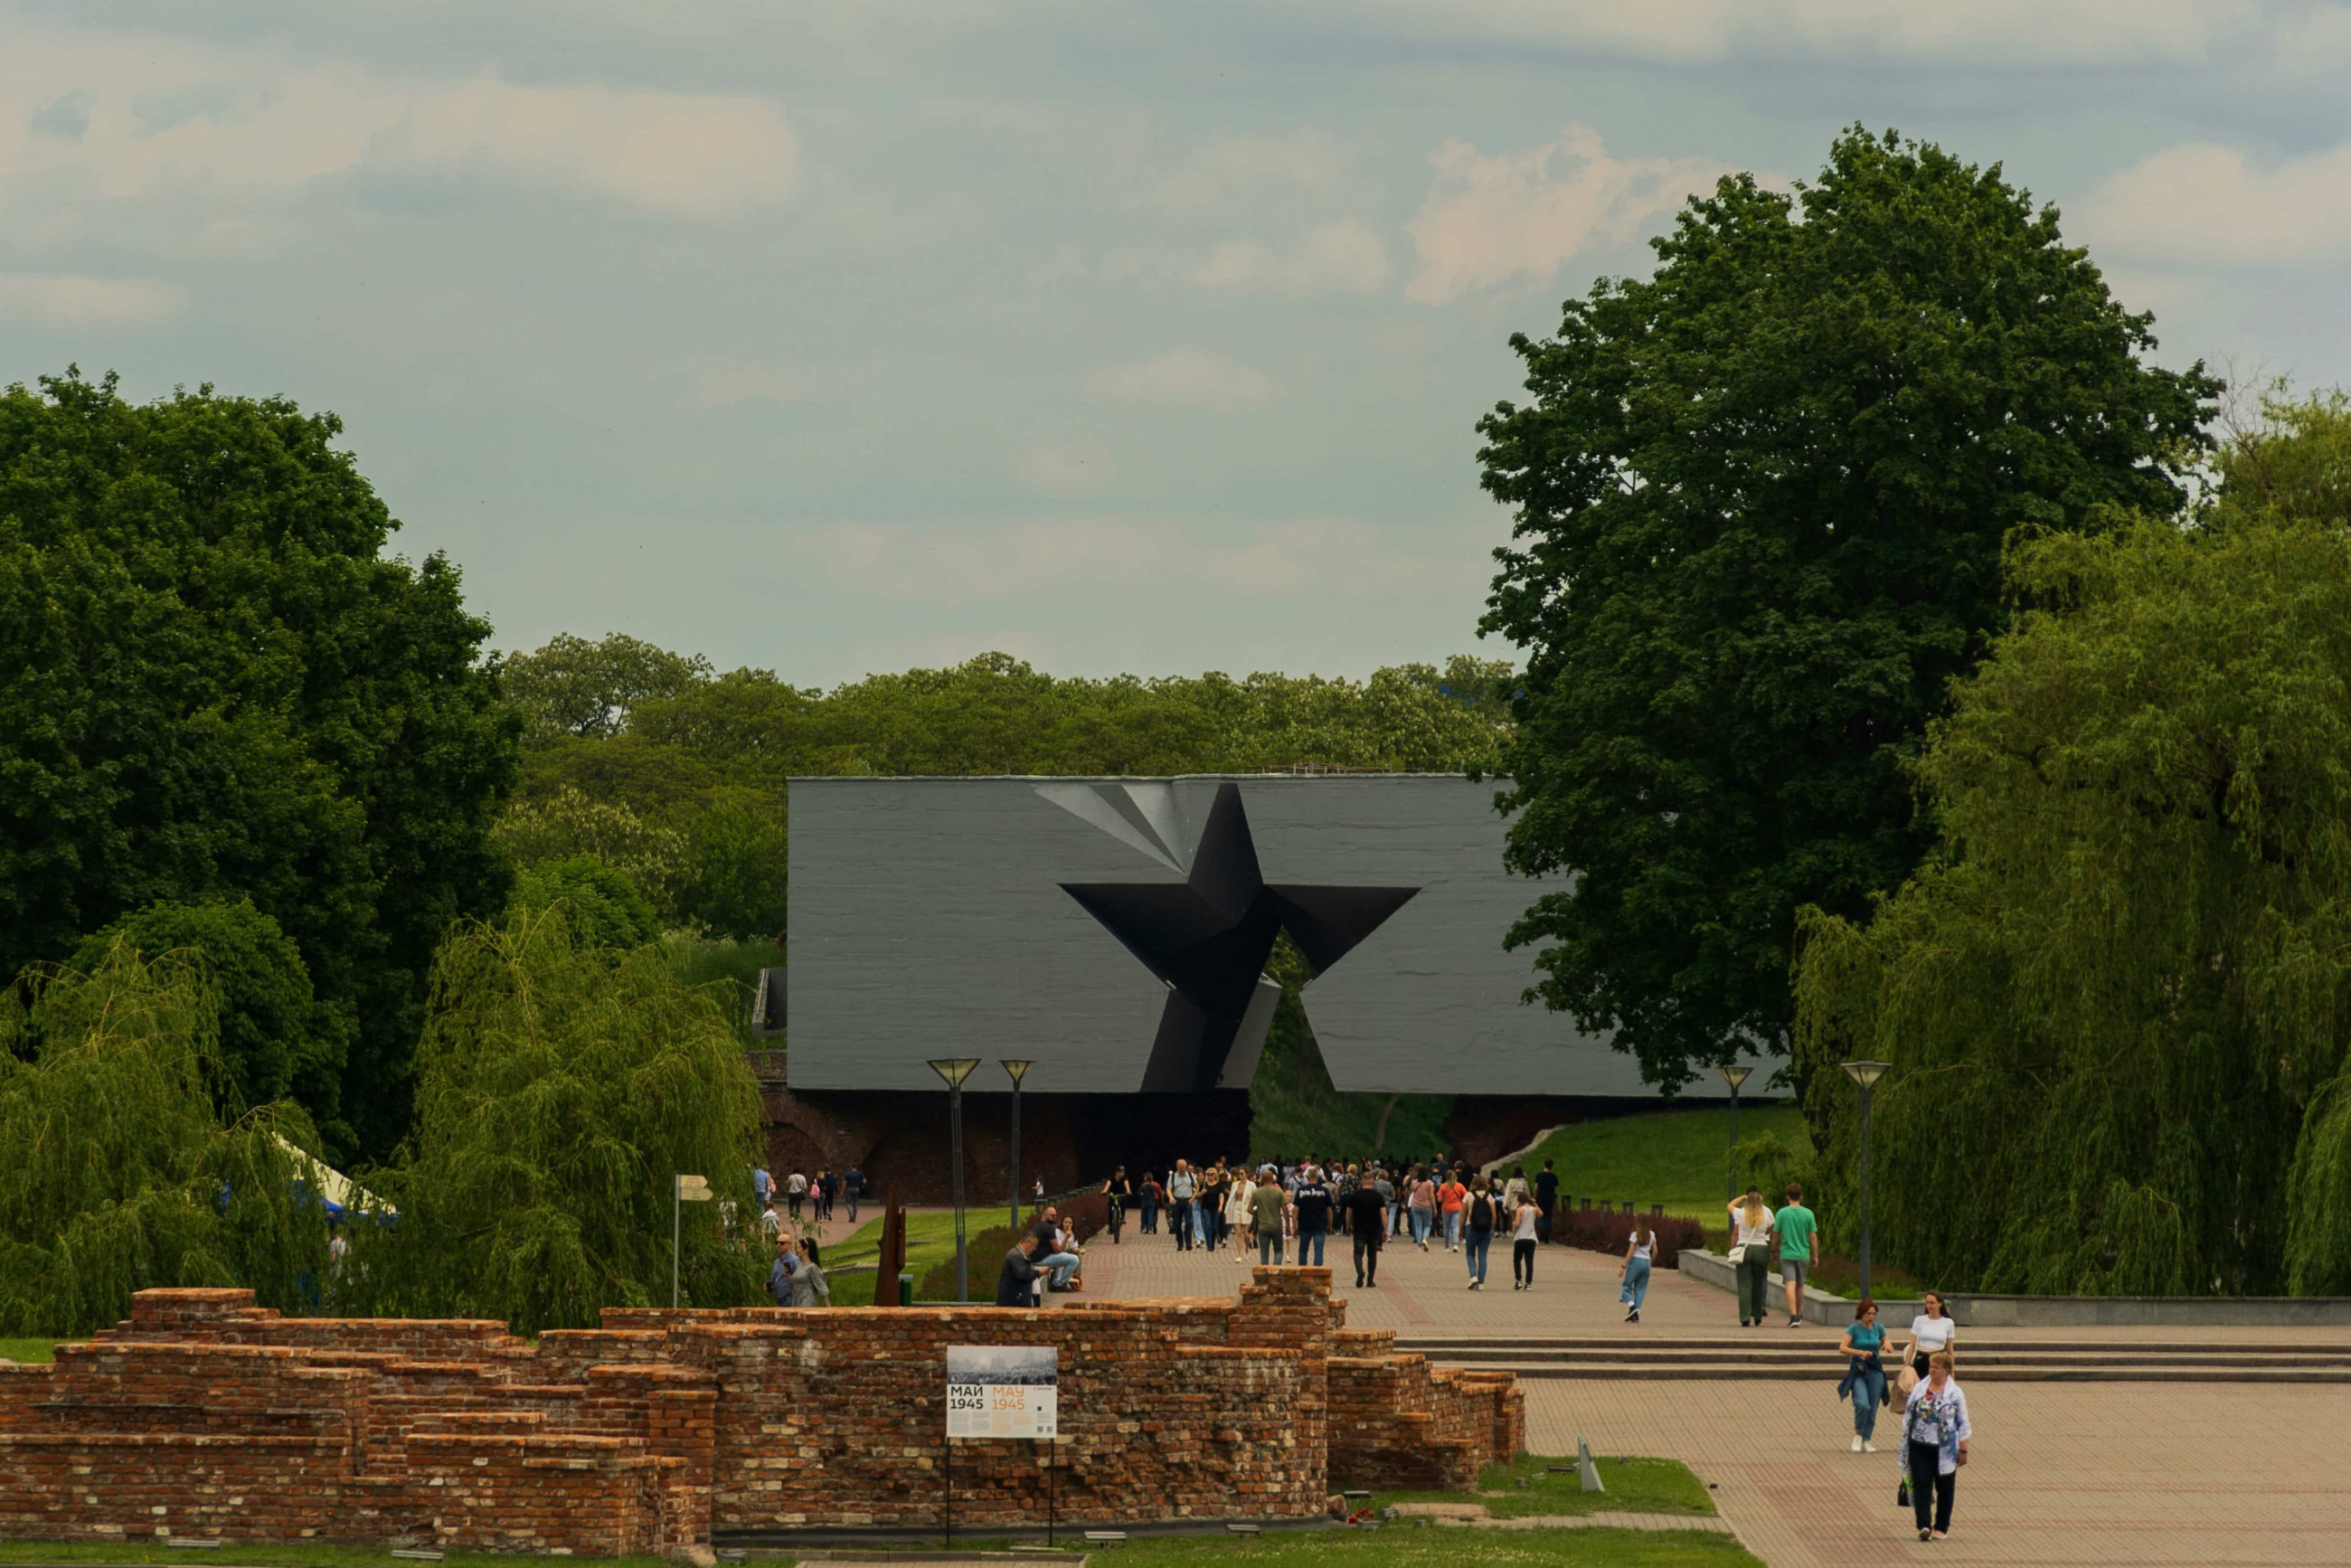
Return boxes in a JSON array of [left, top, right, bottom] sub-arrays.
[[1065, 1225, 2351, 1566]]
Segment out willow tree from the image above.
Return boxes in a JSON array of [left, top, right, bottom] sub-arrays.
[[347, 906, 769, 1332], [1794, 394, 2351, 1296], [0, 942, 328, 1334]]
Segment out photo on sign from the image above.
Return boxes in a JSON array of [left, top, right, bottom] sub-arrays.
[[946, 1346, 1057, 1385]]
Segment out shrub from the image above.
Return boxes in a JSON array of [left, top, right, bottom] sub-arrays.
[[1547, 1205, 1706, 1268]]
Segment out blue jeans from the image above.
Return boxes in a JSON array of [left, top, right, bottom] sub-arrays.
[[1620, 1255, 1651, 1309], [1298, 1231, 1326, 1266], [1409, 1209, 1432, 1244], [1194, 1204, 1209, 1246], [1038, 1251, 1081, 1289], [1463, 1232, 1490, 1283], [1257, 1231, 1285, 1265], [1140, 1200, 1157, 1233], [1850, 1365, 1885, 1440], [1444, 1211, 1463, 1249]]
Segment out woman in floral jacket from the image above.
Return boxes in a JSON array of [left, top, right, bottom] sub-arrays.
[[1902, 1350, 1972, 1542]]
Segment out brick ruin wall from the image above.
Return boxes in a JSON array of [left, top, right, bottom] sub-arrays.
[[0, 1268, 1520, 1557]]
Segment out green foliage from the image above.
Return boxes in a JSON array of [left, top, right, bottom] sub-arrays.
[[0, 941, 329, 1336], [1248, 936, 1450, 1163], [1377, 1453, 1715, 1519], [660, 934, 779, 1046], [1478, 128, 2218, 1091], [500, 631, 713, 746], [0, 369, 519, 1159], [511, 856, 664, 950], [495, 785, 692, 910], [1794, 392, 2351, 1296], [67, 899, 338, 1126], [344, 906, 769, 1332]]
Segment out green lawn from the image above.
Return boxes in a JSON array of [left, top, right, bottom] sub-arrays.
[[1510, 1103, 1808, 1220], [1375, 1453, 1714, 1519], [0, 1337, 63, 1363], [1085, 1525, 1757, 1568]]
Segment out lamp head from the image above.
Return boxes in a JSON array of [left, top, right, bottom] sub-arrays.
[[1000, 1058, 1035, 1085], [1841, 1059, 1893, 1091], [927, 1057, 982, 1089], [1717, 1064, 1752, 1092]]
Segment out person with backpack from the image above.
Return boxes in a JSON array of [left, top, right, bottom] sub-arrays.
[[1619, 1213, 1655, 1321], [1461, 1176, 1499, 1289]]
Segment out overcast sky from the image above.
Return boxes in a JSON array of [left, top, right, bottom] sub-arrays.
[[5, 2, 2346, 685]]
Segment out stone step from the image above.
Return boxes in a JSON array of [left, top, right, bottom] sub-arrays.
[[1409, 1346, 2351, 1369], [1398, 1336, 2351, 1355]]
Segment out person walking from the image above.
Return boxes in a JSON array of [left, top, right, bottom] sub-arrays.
[[769, 1236, 798, 1305], [1438, 1170, 1468, 1253], [1293, 1167, 1334, 1267], [1502, 1166, 1531, 1211], [785, 1168, 807, 1223], [1776, 1181, 1819, 1326], [1247, 1171, 1289, 1265], [1726, 1185, 1776, 1327], [1534, 1159, 1559, 1242], [1902, 1292, 1957, 1381], [1139, 1171, 1162, 1235], [1225, 1167, 1257, 1265], [1461, 1176, 1497, 1289], [1618, 1214, 1654, 1321], [1508, 1186, 1541, 1291], [844, 1165, 864, 1223], [1407, 1167, 1437, 1251], [1902, 1351, 1971, 1542], [1837, 1299, 1888, 1452], [1346, 1174, 1387, 1287], [1167, 1161, 1197, 1252]]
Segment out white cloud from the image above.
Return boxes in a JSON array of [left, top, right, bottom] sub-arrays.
[[1324, 0, 2249, 64], [1188, 221, 1391, 297], [1087, 348, 1277, 410], [792, 517, 1463, 600], [1149, 131, 1346, 213], [1405, 126, 1727, 303], [0, 33, 796, 219], [0, 272, 184, 325], [2075, 139, 2351, 266], [1014, 438, 1117, 494]]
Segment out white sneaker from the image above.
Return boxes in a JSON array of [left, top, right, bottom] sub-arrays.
[[1863, 1442, 1877, 1454], [1849, 1437, 1863, 1453]]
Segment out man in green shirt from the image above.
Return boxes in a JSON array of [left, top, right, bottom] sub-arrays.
[[1248, 1169, 1289, 1266], [1776, 1182, 1819, 1327]]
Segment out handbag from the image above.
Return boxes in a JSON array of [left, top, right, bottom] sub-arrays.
[[1726, 1242, 1747, 1266]]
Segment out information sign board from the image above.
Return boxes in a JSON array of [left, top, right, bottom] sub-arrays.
[[945, 1346, 1058, 1439]]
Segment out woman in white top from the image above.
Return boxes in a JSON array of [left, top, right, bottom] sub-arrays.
[[1619, 1214, 1657, 1322], [1901, 1291, 1957, 1380], [1508, 1194, 1543, 1291], [1225, 1171, 1256, 1265], [1902, 1350, 1971, 1541], [1725, 1186, 1776, 1327]]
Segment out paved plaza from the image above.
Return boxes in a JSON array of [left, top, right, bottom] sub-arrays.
[[1062, 1223, 2351, 1566]]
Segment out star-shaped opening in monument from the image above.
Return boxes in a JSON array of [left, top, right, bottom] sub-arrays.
[[1058, 782, 1420, 1093]]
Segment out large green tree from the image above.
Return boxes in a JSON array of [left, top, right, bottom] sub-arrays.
[[0, 371, 518, 1157], [1795, 392, 2351, 1296], [1477, 128, 2218, 1091]]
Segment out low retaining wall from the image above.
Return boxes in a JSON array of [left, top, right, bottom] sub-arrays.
[[0, 1270, 1521, 1555], [1681, 1251, 2351, 1327]]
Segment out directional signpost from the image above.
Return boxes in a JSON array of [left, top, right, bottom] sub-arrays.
[[943, 1346, 1060, 1546], [674, 1174, 713, 1308]]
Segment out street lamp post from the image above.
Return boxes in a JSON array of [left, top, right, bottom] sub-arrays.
[[1716, 1064, 1752, 1204], [1840, 1060, 1893, 1299], [1001, 1059, 1034, 1231], [927, 1058, 982, 1302]]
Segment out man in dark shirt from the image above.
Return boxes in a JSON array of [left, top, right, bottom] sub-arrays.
[[996, 1233, 1042, 1306], [1534, 1159, 1560, 1242], [845, 1166, 864, 1223], [1343, 1178, 1386, 1287], [1292, 1173, 1334, 1267]]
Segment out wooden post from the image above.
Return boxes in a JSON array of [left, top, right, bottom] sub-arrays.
[[876, 1190, 906, 1305]]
